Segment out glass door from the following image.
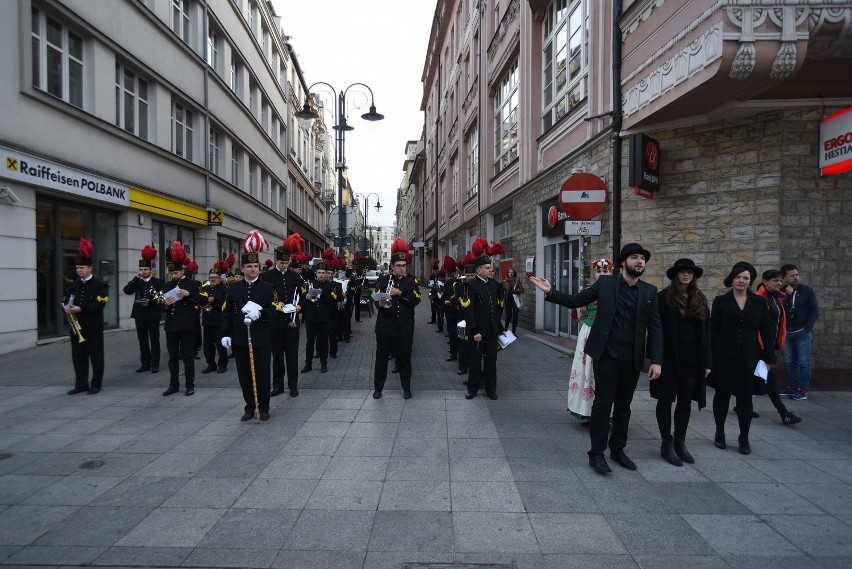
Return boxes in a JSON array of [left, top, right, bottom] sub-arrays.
[[36, 200, 57, 336], [542, 238, 582, 338]]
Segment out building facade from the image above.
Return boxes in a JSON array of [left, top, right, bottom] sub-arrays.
[[0, 0, 333, 354], [415, 0, 852, 379]]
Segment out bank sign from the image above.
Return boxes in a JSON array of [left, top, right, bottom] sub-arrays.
[[819, 107, 852, 176], [1, 146, 130, 207]]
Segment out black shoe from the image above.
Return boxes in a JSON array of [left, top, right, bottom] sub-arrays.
[[216, 366, 227, 373], [487, 392, 498, 400], [446, 356, 457, 362], [330, 353, 337, 359], [674, 438, 695, 464], [194, 354, 201, 360], [428, 320, 436, 324], [457, 369, 468, 375], [403, 390, 413, 399], [373, 390, 382, 399], [67, 387, 87, 395], [321, 366, 328, 373], [714, 432, 726, 449], [151, 366, 159, 373], [610, 450, 637, 470], [185, 388, 194, 396], [201, 366, 216, 374], [782, 411, 802, 425], [344, 338, 350, 343], [301, 365, 312, 373], [136, 366, 150, 373], [260, 411, 270, 421], [462, 381, 468, 386], [162, 386, 179, 396], [240, 411, 252, 421], [738, 435, 751, 455], [314, 354, 319, 359], [391, 367, 399, 374], [589, 454, 612, 474], [464, 392, 476, 400], [436, 329, 443, 333], [752, 411, 760, 418], [290, 388, 299, 397], [87, 387, 101, 395], [270, 387, 284, 397], [356, 319, 362, 322], [661, 438, 683, 467]]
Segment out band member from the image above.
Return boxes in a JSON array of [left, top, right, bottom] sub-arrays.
[[373, 238, 421, 399], [221, 231, 277, 421], [320, 250, 343, 359], [122, 245, 163, 374], [430, 267, 446, 333], [441, 257, 460, 362], [200, 261, 230, 374], [185, 261, 203, 359], [455, 253, 477, 377], [64, 238, 108, 395], [428, 259, 440, 324], [302, 260, 340, 373], [462, 239, 505, 400], [262, 235, 307, 397], [352, 254, 365, 322], [162, 241, 205, 397]]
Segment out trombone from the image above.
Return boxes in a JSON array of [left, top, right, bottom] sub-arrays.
[[64, 308, 85, 343]]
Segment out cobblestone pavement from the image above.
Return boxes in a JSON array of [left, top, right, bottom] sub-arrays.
[[0, 292, 850, 568]]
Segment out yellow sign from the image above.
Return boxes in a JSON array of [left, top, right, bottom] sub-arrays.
[[129, 187, 208, 225], [6, 157, 18, 171], [208, 209, 224, 225]]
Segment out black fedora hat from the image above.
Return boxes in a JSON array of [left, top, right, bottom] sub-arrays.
[[666, 258, 703, 280], [617, 243, 651, 265]]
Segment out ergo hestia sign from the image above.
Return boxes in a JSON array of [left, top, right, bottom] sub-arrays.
[[1, 146, 130, 206], [820, 106, 852, 176]]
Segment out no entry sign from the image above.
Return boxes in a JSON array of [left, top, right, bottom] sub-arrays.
[[559, 173, 608, 220]]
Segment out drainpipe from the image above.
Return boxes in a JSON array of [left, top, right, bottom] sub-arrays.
[[476, 0, 483, 231], [202, 0, 211, 210], [435, 57, 441, 263], [611, 0, 623, 261]]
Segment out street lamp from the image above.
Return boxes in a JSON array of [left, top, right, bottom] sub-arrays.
[[295, 83, 384, 254], [353, 192, 381, 257]]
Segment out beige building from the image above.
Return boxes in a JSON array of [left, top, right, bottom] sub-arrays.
[[414, 0, 852, 380]]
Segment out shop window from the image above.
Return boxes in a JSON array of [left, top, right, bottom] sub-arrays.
[[32, 7, 84, 109], [115, 63, 149, 139]]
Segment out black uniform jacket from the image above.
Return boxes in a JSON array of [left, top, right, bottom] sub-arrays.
[[443, 277, 460, 319], [545, 274, 663, 371], [262, 268, 307, 324], [374, 274, 421, 336], [123, 276, 164, 321], [64, 276, 108, 334], [650, 289, 712, 407], [303, 279, 340, 323], [708, 290, 776, 395], [460, 276, 504, 339], [201, 283, 228, 327], [220, 278, 276, 347], [162, 277, 205, 333]]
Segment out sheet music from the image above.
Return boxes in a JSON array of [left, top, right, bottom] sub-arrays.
[[371, 292, 391, 302], [497, 330, 517, 349], [162, 287, 182, 303]]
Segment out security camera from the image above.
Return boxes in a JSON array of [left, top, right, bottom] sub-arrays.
[[0, 186, 21, 205]]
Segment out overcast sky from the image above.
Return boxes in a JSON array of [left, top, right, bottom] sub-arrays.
[[272, 0, 436, 229]]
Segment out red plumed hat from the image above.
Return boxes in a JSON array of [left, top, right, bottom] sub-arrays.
[[186, 261, 199, 275], [279, 233, 305, 261], [168, 240, 187, 271], [226, 253, 236, 267], [77, 238, 94, 266], [321, 248, 336, 261], [139, 244, 157, 268], [488, 242, 505, 255], [390, 237, 410, 264], [242, 230, 268, 265], [432, 259, 439, 268], [440, 255, 456, 275], [265, 259, 273, 268], [462, 251, 477, 274]]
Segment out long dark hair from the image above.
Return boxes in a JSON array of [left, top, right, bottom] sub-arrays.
[[665, 277, 708, 320]]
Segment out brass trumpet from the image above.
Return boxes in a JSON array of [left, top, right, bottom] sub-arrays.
[[66, 312, 85, 343]]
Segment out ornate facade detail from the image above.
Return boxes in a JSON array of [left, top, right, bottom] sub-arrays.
[[769, 41, 797, 79], [729, 41, 756, 80], [487, 0, 519, 61], [462, 77, 478, 114], [622, 0, 668, 38]]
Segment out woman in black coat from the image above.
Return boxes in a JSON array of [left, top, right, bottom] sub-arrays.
[[652, 259, 712, 466], [709, 262, 777, 455]]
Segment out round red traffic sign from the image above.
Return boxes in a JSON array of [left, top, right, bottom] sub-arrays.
[[559, 173, 608, 220], [547, 206, 559, 229]]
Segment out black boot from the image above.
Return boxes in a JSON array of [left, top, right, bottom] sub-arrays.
[[674, 438, 695, 464], [661, 436, 683, 467]]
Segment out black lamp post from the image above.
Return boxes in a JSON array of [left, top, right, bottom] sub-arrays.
[[353, 192, 381, 257], [295, 83, 383, 254]]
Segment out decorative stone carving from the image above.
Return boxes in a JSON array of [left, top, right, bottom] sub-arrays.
[[729, 41, 756, 80], [769, 41, 797, 79]]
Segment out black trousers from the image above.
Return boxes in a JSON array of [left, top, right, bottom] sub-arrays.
[[467, 337, 498, 395], [233, 344, 271, 413], [435, 302, 444, 331], [375, 334, 413, 392], [430, 298, 438, 321], [134, 318, 160, 368], [713, 390, 753, 440], [458, 338, 471, 372], [766, 368, 789, 417], [339, 307, 352, 341], [193, 311, 202, 352], [446, 314, 459, 358], [71, 330, 104, 390], [504, 301, 520, 333], [589, 353, 640, 455], [328, 315, 339, 356], [305, 321, 329, 366], [202, 325, 227, 369], [272, 323, 301, 390], [166, 330, 196, 389]]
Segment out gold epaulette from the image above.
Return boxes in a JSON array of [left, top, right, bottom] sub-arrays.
[[459, 297, 471, 308], [96, 295, 108, 303], [498, 298, 505, 308]]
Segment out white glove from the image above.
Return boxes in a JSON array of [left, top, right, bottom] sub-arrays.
[[221, 337, 231, 349], [241, 300, 262, 314], [244, 309, 260, 321]]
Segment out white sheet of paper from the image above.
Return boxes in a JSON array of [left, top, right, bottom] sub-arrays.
[[497, 330, 517, 349], [371, 292, 391, 302], [163, 287, 183, 303], [241, 300, 262, 313], [280, 303, 297, 313], [334, 278, 348, 294], [754, 360, 769, 381], [308, 288, 322, 298]]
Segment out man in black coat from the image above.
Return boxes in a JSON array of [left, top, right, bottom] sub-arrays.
[[221, 250, 277, 421], [64, 239, 109, 395], [122, 246, 164, 374], [373, 242, 421, 399], [200, 264, 229, 374], [461, 253, 504, 400], [442, 261, 460, 363], [162, 252, 206, 397], [531, 243, 663, 475], [302, 263, 340, 374], [262, 247, 305, 396]]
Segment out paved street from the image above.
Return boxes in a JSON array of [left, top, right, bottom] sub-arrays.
[[0, 294, 850, 569]]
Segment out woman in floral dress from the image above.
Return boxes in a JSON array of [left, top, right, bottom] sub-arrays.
[[566, 259, 613, 424]]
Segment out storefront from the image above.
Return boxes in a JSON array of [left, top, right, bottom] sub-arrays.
[[538, 196, 582, 339]]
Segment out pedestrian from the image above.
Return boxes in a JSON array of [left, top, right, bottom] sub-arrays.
[[502, 267, 525, 334], [428, 259, 440, 324], [756, 270, 802, 425], [530, 243, 663, 474], [185, 261, 203, 360], [455, 252, 477, 378], [200, 262, 230, 374], [373, 238, 421, 399], [122, 244, 163, 374], [779, 264, 819, 400], [162, 241, 205, 397], [709, 261, 777, 455], [64, 238, 108, 395], [302, 259, 339, 374], [462, 238, 506, 401], [565, 258, 613, 425], [653, 258, 711, 466], [441, 257, 460, 363], [220, 231, 276, 421]]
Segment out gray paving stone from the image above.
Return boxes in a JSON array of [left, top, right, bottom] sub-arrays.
[[91, 545, 192, 567], [259, 454, 332, 479], [400, 408, 446, 423], [354, 409, 404, 423], [0, 474, 61, 505], [690, 457, 774, 483], [449, 438, 505, 458], [284, 510, 374, 551], [307, 408, 360, 422], [507, 456, 578, 482], [764, 514, 852, 556], [606, 513, 715, 556], [722, 555, 827, 569], [580, 476, 676, 514], [397, 421, 448, 438], [198, 508, 300, 549], [195, 452, 275, 478], [2, 544, 106, 566], [528, 513, 626, 554], [274, 549, 367, 569], [719, 482, 825, 515], [134, 452, 216, 477], [630, 555, 732, 569], [305, 479, 383, 510], [391, 437, 448, 457], [682, 514, 803, 556], [69, 452, 159, 477], [0, 504, 79, 545], [23, 475, 124, 506], [115, 506, 224, 547], [336, 436, 396, 456], [58, 434, 137, 453], [182, 547, 278, 567], [378, 480, 451, 511], [517, 480, 599, 513], [451, 481, 524, 512], [161, 477, 251, 508], [90, 475, 188, 507], [233, 478, 317, 509], [746, 458, 843, 484], [34, 505, 152, 546], [809, 460, 852, 484], [647, 482, 750, 514], [386, 455, 449, 480], [114, 434, 183, 453], [11, 452, 101, 476], [51, 418, 120, 435], [501, 437, 572, 458], [168, 434, 240, 454], [345, 422, 400, 438], [222, 431, 294, 454], [322, 455, 390, 480], [6, 433, 87, 452], [294, 421, 352, 437], [281, 435, 343, 455], [450, 456, 515, 481], [453, 511, 540, 553], [368, 511, 453, 553], [318, 397, 368, 410], [447, 421, 500, 438], [0, 545, 21, 563], [788, 482, 852, 515]]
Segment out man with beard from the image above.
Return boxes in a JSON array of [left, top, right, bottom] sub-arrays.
[[531, 243, 663, 475]]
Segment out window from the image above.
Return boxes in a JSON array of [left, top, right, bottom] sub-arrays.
[[494, 0, 501, 30], [439, 174, 446, 223], [261, 171, 268, 205], [230, 54, 242, 94], [249, 158, 256, 196], [542, 0, 588, 129], [207, 24, 220, 73], [231, 144, 242, 187], [31, 7, 84, 108], [451, 155, 459, 215], [115, 63, 148, 139], [171, 99, 194, 160], [209, 125, 221, 175], [171, 0, 191, 45], [494, 59, 519, 172], [493, 208, 512, 258]]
